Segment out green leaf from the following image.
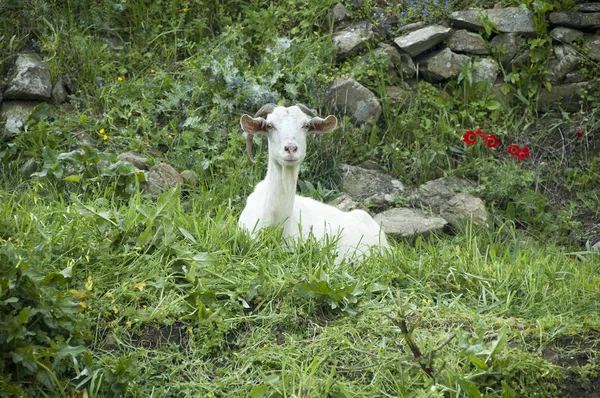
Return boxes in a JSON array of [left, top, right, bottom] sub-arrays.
[[459, 378, 482, 398], [64, 175, 82, 182], [486, 101, 501, 110], [468, 355, 489, 370]]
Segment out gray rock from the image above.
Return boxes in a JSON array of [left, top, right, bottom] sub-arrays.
[[398, 22, 426, 34], [51, 75, 68, 104], [4, 53, 52, 101], [549, 27, 584, 44], [326, 78, 382, 126], [583, 34, 600, 61], [440, 193, 490, 228], [491, 33, 526, 66], [146, 163, 184, 195], [118, 152, 149, 170], [374, 208, 448, 238], [394, 25, 453, 57], [578, 3, 600, 13], [386, 85, 412, 104], [564, 70, 587, 84], [329, 193, 367, 212], [1, 101, 39, 139], [356, 43, 416, 83], [549, 45, 580, 83], [415, 177, 489, 228], [592, 240, 600, 252], [416, 176, 473, 213], [416, 48, 471, 82], [548, 11, 600, 29], [180, 170, 198, 187], [449, 8, 536, 36], [332, 21, 377, 60], [448, 30, 489, 55], [338, 163, 404, 201], [330, 3, 351, 24], [538, 82, 590, 111], [472, 58, 500, 84]]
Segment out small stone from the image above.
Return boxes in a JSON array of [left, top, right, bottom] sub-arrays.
[[180, 170, 198, 187]]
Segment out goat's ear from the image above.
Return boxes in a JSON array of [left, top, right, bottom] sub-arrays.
[[241, 114, 268, 134], [308, 115, 337, 134]]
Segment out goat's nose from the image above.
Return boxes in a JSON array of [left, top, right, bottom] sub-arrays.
[[284, 145, 298, 154]]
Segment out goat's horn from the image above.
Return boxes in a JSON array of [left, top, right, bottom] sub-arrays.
[[296, 103, 316, 117], [245, 103, 277, 163]]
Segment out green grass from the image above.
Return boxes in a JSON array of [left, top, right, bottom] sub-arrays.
[[1, 0, 599, 396]]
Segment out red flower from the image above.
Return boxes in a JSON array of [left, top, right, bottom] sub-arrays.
[[462, 130, 478, 145], [518, 146, 530, 160], [575, 130, 585, 137], [483, 134, 499, 148], [475, 129, 483, 136], [507, 144, 520, 157]]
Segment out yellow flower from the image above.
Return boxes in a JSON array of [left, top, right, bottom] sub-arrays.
[[235, 25, 239, 30], [79, 302, 88, 309], [168, 134, 173, 139], [117, 76, 123, 82], [263, 343, 268, 348], [126, 321, 132, 328], [99, 128, 105, 134], [112, 306, 119, 314], [241, 26, 245, 30], [247, 64, 251, 69], [133, 281, 146, 291], [183, 7, 188, 12], [151, 69, 156, 74], [226, 24, 230, 29], [85, 276, 93, 291]]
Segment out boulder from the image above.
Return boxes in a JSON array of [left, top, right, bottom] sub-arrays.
[[332, 21, 377, 60], [472, 58, 500, 84], [548, 45, 580, 83], [329, 193, 367, 212], [440, 193, 490, 228], [578, 3, 600, 13], [563, 70, 587, 84], [118, 152, 149, 170], [415, 177, 491, 228], [1, 101, 39, 139], [330, 3, 351, 25], [548, 11, 600, 30], [338, 163, 404, 202], [582, 34, 600, 61], [4, 53, 52, 101], [491, 33, 526, 66], [374, 208, 448, 238], [146, 163, 184, 195], [180, 170, 199, 187], [448, 30, 489, 55], [393, 25, 453, 57], [416, 48, 471, 82], [51, 75, 68, 104], [538, 82, 590, 111], [356, 43, 416, 83], [326, 78, 382, 127], [385, 85, 412, 104], [449, 8, 536, 36], [549, 27, 584, 44]]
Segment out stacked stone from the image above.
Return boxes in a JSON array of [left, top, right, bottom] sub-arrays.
[[328, 3, 600, 123], [1, 53, 72, 139]]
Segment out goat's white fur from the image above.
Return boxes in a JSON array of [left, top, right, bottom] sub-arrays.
[[238, 105, 389, 259]]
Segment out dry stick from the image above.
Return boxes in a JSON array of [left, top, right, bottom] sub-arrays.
[[384, 313, 456, 379]]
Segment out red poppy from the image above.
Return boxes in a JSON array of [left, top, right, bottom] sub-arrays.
[[462, 130, 477, 145], [483, 134, 499, 148], [475, 129, 483, 136], [507, 144, 520, 157], [518, 146, 530, 160], [575, 130, 585, 137]]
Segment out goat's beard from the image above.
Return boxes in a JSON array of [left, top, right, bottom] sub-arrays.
[[281, 165, 298, 196]]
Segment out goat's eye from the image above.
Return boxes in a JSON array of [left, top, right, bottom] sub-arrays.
[[302, 122, 310, 130], [265, 123, 274, 130]]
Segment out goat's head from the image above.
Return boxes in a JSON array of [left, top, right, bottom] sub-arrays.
[[241, 104, 337, 167]]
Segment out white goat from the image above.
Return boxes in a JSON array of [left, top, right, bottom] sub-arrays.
[[238, 104, 389, 260]]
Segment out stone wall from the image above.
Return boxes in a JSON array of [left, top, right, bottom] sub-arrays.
[[329, 2, 600, 123]]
